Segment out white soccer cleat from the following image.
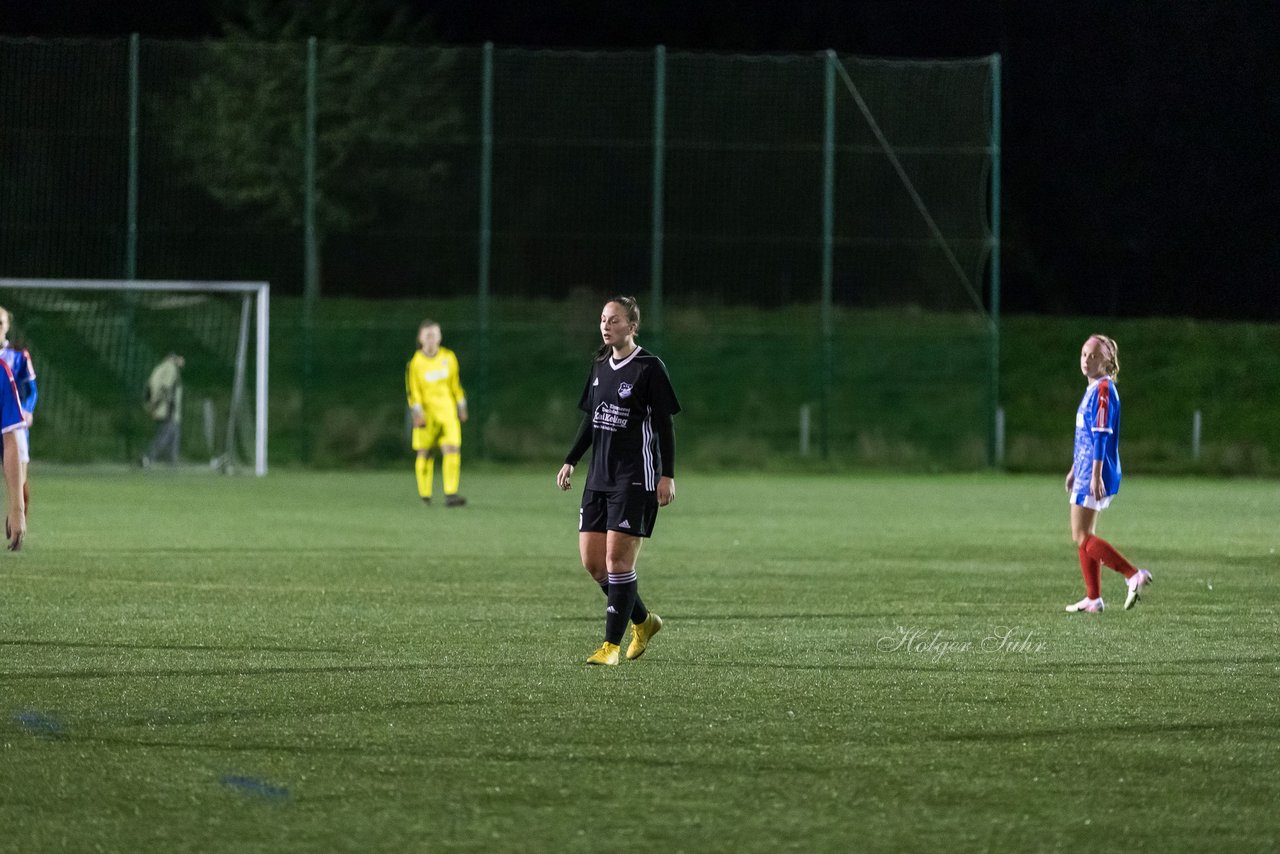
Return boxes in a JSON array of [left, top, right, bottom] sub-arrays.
[[1124, 569, 1153, 610], [1065, 597, 1104, 613]]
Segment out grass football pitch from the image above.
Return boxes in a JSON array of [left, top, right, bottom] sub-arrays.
[[3, 470, 1278, 852]]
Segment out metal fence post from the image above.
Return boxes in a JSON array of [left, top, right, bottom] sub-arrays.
[[988, 52, 1003, 468], [650, 45, 667, 353], [301, 36, 319, 462], [820, 50, 836, 461], [304, 37, 319, 305], [126, 33, 139, 280], [477, 42, 494, 457]]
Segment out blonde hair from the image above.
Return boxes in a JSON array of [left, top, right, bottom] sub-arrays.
[[1088, 334, 1120, 377]]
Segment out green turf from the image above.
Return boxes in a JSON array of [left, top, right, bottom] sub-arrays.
[[3, 470, 1278, 852]]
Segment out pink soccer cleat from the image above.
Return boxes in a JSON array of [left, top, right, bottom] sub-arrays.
[[1065, 597, 1105, 613], [1124, 569, 1153, 610]]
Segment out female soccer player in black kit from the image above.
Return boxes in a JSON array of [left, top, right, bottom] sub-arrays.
[[556, 296, 680, 665]]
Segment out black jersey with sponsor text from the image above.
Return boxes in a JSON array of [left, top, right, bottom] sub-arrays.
[[577, 347, 681, 493]]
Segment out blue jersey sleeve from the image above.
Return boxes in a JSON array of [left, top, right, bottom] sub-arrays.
[[16, 350, 36, 411], [0, 364, 24, 432], [1084, 385, 1104, 459]]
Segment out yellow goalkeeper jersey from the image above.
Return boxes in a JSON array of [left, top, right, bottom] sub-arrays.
[[406, 347, 466, 421]]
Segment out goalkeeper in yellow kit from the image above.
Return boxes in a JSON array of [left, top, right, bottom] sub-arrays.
[[405, 319, 468, 506]]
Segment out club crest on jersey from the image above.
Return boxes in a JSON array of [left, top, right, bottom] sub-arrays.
[[618, 382, 633, 399]]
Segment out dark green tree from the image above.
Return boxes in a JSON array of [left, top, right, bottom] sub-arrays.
[[152, 0, 461, 291]]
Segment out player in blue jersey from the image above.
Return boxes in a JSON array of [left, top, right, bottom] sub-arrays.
[[1064, 334, 1152, 613], [0, 306, 36, 524], [0, 358, 28, 550], [556, 296, 679, 665]]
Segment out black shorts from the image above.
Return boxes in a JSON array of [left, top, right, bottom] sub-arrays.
[[579, 489, 659, 538]]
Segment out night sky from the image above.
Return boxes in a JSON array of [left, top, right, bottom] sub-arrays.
[[4, 0, 1277, 320]]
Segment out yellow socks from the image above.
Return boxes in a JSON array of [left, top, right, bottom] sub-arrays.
[[415, 455, 434, 498], [442, 451, 461, 495]]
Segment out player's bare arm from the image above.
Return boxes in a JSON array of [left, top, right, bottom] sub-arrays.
[[1090, 460, 1105, 500]]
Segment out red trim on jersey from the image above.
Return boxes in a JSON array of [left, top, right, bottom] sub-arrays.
[[1094, 378, 1110, 431]]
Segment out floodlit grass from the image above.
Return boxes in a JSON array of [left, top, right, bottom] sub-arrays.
[[3, 470, 1278, 852]]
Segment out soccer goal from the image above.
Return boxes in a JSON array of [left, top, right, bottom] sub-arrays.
[[0, 278, 268, 476]]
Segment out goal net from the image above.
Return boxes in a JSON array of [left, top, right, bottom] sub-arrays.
[[0, 279, 268, 475]]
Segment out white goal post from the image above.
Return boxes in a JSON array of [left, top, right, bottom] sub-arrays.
[[0, 278, 269, 476]]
